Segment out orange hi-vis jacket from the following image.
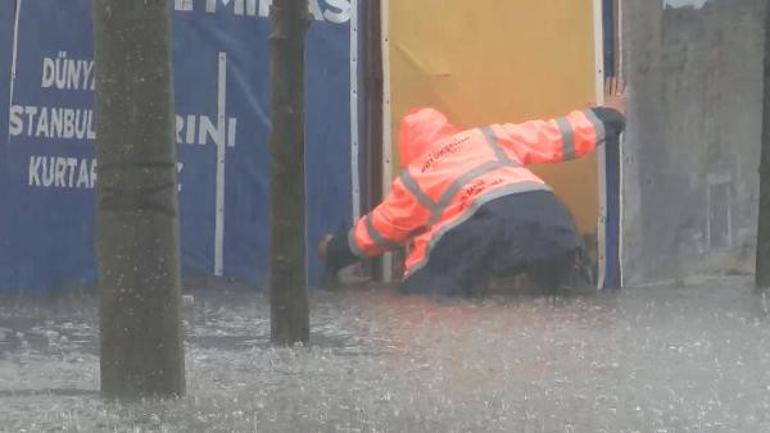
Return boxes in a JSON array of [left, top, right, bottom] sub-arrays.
[[349, 107, 609, 278]]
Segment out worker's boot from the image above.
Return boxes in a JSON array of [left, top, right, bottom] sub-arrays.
[[556, 250, 597, 296]]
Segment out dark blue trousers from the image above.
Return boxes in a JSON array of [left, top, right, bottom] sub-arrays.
[[400, 190, 590, 296]]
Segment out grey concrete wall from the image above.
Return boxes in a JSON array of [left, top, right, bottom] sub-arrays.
[[622, 0, 765, 285]]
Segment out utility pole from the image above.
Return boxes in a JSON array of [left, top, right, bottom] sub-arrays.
[[92, 0, 185, 398], [757, 0, 770, 289], [269, 0, 311, 344]]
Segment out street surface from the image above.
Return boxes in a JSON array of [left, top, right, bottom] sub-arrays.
[[1, 279, 769, 432]]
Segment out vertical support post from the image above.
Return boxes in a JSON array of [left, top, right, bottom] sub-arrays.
[[755, 0, 770, 289], [380, 0, 393, 282], [9, 0, 22, 108], [593, 0, 608, 289], [214, 52, 227, 277], [269, 0, 311, 344], [350, 0, 361, 222], [602, 0, 623, 289], [361, 0, 384, 281]]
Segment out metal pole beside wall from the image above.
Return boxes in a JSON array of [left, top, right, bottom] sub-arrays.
[[269, 0, 311, 345], [755, 0, 770, 289]]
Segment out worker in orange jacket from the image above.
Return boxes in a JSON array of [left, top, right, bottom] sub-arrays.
[[319, 79, 626, 296]]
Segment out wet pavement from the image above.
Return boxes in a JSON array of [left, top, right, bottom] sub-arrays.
[[1, 278, 770, 432]]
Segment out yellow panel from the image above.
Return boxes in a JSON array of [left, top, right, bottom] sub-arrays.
[[388, 0, 598, 234]]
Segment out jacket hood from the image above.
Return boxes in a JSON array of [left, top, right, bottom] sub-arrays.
[[398, 107, 458, 169]]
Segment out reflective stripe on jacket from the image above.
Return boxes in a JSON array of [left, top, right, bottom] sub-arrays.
[[349, 107, 609, 278]]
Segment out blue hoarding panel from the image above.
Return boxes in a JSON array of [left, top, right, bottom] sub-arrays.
[[1, 0, 353, 292]]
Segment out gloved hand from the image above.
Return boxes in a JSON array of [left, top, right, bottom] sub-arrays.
[[603, 77, 626, 115], [318, 224, 357, 273]]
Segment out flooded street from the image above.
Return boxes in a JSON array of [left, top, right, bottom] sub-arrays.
[[2, 279, 770, 432]]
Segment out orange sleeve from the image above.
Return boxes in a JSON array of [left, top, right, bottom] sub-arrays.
[[348, 173, 432, 258], [491, 109, 606, 166]]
